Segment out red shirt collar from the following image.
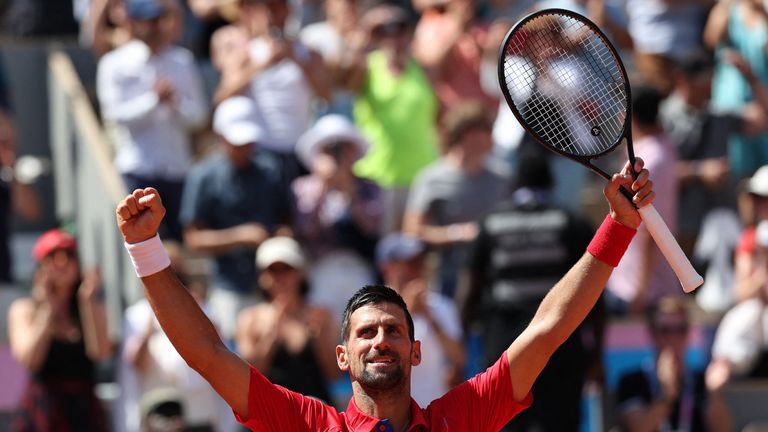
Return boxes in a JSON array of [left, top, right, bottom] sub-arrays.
[[344, 395, 429, 431]]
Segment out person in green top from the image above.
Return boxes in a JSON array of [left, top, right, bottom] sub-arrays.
[[345, 4, 439, 233]]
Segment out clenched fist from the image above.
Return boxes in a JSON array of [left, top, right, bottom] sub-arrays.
[[116, 188, 166, 244]]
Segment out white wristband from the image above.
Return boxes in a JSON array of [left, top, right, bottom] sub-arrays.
[[124, 234, 171, 278]]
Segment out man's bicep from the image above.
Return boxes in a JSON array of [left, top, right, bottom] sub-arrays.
[[506, 328, 550, 402]]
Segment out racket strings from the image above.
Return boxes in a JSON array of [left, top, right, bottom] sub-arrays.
[[502, 13, 628, 157]]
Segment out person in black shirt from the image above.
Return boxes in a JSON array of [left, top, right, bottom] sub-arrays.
[[462, 150, 602, 432]]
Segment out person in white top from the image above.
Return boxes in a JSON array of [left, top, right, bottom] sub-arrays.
[[707, 219, 768, 391], [213, 0, 331, 180], [375, 232, 465, 407], [97, 0, 208, 241]]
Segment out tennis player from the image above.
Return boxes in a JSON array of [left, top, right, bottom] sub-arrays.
[[116, 159, 655, 431]]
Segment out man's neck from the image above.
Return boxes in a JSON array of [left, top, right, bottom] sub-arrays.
[[446, 149, 485, 174], [352, 383, 412, 432]]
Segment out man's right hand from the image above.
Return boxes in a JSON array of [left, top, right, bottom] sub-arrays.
[[116, 188, 166, 244]]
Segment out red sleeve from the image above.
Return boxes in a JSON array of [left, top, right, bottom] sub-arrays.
[[424, 351, 532, 431], [736, 227, 756, 256], [234, 365, 340, 431]]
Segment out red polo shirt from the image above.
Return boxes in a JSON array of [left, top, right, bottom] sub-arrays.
[[235, 351, 532, 431]]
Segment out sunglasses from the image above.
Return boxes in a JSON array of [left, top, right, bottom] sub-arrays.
[[373, 21, 409, 38]]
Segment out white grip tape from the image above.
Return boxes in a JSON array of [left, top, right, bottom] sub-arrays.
[[124, 234, 171, 278], [638, 205, 704, 293]]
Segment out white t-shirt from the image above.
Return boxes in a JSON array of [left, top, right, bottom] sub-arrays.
[[712, 298, 768, 376], [411, 292, 463, 407], [248, 38, 314, 154]]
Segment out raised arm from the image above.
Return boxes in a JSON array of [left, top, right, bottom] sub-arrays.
[[116, 188, 251, 416], [506, 160, 654, 402]]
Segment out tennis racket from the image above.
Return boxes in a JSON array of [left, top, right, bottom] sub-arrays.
[[497, 8, 703, 293]]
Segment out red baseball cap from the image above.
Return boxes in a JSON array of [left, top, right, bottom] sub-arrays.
[[32, 228, 77, 262]]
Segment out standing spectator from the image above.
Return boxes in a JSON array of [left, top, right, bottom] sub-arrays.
[[7, 229, 113, 431], [97, 0, 208, 242], [706, 220, 768, 391], [625, 0, 711, 94], [607, 85, 680, 315], [293, 114, 381, 319], [412, 0, 497, 118], [116, 241, 233, 432], [298, 0, 359, 117], [462, 152, 597, 432], [213, 0, 331, 180], [179, 96, 293, 342], [660, 50, 768, 313], [3, 0, 79, 37], [617, 296, 731, 432], [345, 4, 439, 233], [375, 232, 465, 407], [706, 0, 768, 180], [236, 237, 339, 403], [403, 101, 509, 297]]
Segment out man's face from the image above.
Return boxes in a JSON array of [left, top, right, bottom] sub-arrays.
[[131, 15, 168, 49], [381, 255, 425, 289], [337, 303, 420, 392]]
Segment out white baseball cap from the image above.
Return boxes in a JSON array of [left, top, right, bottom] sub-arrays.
[[213, 96, 263, 146], [256, 237, 306, 270], [748, 165, 768, 197], [296, 114, 369, 168]]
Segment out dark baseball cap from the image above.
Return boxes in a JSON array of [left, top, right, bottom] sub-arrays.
[[127, 0, 167, 20], [375, 233, 426, 265]]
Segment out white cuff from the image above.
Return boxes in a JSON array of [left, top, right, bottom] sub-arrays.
[[124, 234, 171, 278]]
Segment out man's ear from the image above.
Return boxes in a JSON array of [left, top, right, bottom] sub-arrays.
[[336, 344, 350, 372], [411, 340, 421, 367]]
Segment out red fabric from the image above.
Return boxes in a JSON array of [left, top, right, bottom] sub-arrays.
[[235, 351, 532, 431], [586, 215, 637, 267], [32, 228, 77, 262], [736, 226, 756, 256]]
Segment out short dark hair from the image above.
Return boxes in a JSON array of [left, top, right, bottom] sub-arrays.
[[631, 84, 664, 127], [341, 285, 415, 342], [441, 100, 493, 148]]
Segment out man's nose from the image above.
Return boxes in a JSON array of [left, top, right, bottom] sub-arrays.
[[372, 328, 391, 350]]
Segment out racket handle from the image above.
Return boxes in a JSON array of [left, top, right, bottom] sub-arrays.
[[637, 205, 703, 293]]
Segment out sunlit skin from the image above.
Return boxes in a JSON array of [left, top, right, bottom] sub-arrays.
[[337, 303, 421, 407]]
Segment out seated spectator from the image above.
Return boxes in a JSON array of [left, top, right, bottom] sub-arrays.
[[403, 100, 509, 298], [707, 220, 768, 391], [236, 236, 339, 403], [139, 387, 186, 432], [616, 296, 731, 432], [180, 96, 293, 343], [97, 0, 208, 242], [375, 232, 464, 407], [733, 167, 768, 302], [7, 229, 112, 431], [293, 114, 381, 319]]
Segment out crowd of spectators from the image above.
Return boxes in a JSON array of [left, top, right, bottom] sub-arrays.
[[5, 0, 768, 430]]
